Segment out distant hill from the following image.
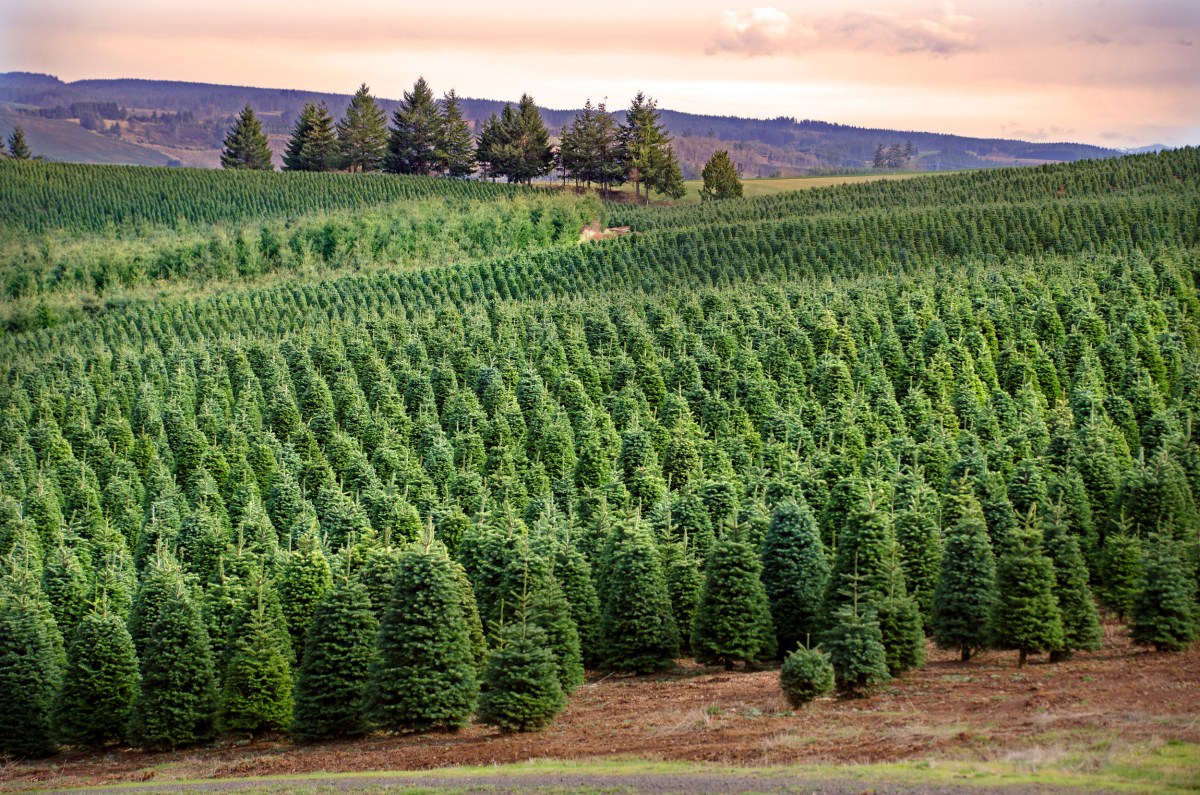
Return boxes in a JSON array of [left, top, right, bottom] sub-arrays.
[[0, 107, 177, 166], [0, 72, 1125, 177]]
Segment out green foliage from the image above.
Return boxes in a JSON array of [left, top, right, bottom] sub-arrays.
[[596, 515, 679, 672], [337, 84, 388, 172], [387, 77, 442, 176], [130, 585, 218, 750], [992, 511, 1064, 666], [7, 126, 31, 160], [700, 150, 743, 201], [0, 590, 60, 756], [932, 485, 997, 661], [221, 106, 273, 171], [779, 644, 835, 707], [760, 498, 828, 658], [283, 102, 338, 172], [1043, 505, 1102, 661], [478, 95, 554, 184], [691, 535, 775, 668], [825, 598, 890, 697], [368, 542, 478, 732], [292, 579, 377, 741], [219, 583, 294, 734], [478, 621, 567, 733], [54, 607, 140, 747], [277, 532, 333, 665], [1131, 534, 1197, 652], [1100, 530, 1143, 620]]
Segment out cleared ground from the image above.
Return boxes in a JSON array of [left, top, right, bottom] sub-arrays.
[[5, 628, 1199, 794]]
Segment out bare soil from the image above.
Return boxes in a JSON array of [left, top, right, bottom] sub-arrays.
[[4, 628, 1197, 793]]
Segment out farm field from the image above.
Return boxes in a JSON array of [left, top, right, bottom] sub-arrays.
[[5, 632, 1199, 794], [1, 148, 1198, 794], [604, 169, 946, 203]]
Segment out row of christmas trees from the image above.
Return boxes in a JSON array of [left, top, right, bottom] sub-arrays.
[[220, 80, 686, 200], [3, 470, 1193, 758]]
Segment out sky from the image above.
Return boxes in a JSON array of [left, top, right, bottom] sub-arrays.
[[2, 0, 1198, 148]]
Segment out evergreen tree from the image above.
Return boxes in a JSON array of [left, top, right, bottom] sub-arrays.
[[894, 475, 942, 624], [54, 605, 140, 747], [477, 621, 566, 733], [0, 590, 59, 756], [292, 578, 377, 741], [482, 95, 554, 184], [700, 150, 742, 201], [779, 644, 835, 707], [691, 535, 775, 668], [1100, 526, 1143, 620], [621, 92, 683, 202], [596, 514, 679, 672], [41, 542, 88, 635], [822, 490, 891, 631], [932, 485, 997, 661], [6, 125, 32, 160], [1131, 534, 1197, 652], [876, 539, 925, 675], [992, 510, 1064, 666], [553, 537, 602, 667], [1042, 504, 1102, 661], [386, 77, 442, 175], [368, 539, 478, 732], [277, 532, 333, 665], [219, 581, 294, 735], [452, 560, 489, 674], [760, 498, 828, 658], [824, 575, 890, 697], [337, 84, 388, 172], [130, 585, 218, 750], [662, 537, 703, 653], [438, 89, 476, 178], [282, 102, 337, 172], [220, 105, 273, 171]]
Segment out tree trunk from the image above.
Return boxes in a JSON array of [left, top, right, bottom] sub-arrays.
[[1018, 648, 1027, 668], [723, 658, 734, 672], [961, 646, 971, 662]]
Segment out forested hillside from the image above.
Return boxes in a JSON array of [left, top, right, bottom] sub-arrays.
[[0, 148, 1197, 756], [0, 72, 1124, 176]]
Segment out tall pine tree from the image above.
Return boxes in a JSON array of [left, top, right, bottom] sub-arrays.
[[220, 105, 273, 171]]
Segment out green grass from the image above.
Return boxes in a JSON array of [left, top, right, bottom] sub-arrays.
[[607, 170, 957, 204], [22, 743, 1200, 794]]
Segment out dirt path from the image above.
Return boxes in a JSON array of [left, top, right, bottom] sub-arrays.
[[4, 631, 1196, 793]]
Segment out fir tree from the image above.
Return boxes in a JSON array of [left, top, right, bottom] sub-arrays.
[[477, 620, 566, 733], [876, 539, 925, 675], [1131, 534, 1197, 652], [596, 514, 679, 672], [0, 590, 59, 756], [368, 538, 478, 732], [700, 150, 742, 201], [691, 535, 775, 669], [824, 572, 890, 697], [6, 125, 32, 160], [386, 77, 442, 175], [662, 537, 703, 653], [452, 560, 489, 674], [932, 484, 997, 661], [41, 541, 88, 635], [438, 89, 476, 178], [553, 536, 602, 667], [219, 581, 294, 735], [130, 585, 218, 750], [220, 105, 273, 171], [337, 84, 388, 172], [893, 478, 943, 624], [822, 489, 891, 632], [1100, 525, 1143, 620], [1042, 504, 1102, 661], [282, 102, 338, 172], [292, 578, 377, 741], [54, 605, 140, 748], [779, 644, 835, 707], [277, 532, 333, 665], [760, 498, 828, 658], [992, 509, 1064, 667]]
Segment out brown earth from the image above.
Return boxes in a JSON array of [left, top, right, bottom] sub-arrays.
[[578, 222, 633, 242], [3, 627, 1197, 792]]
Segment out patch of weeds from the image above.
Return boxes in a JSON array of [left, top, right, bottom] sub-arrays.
[[704, 704, 723, 716]]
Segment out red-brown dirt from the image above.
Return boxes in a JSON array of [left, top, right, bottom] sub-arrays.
[[4, 628, 1197, 792]]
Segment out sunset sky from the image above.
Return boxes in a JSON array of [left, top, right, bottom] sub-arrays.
[[3, 0, 1198, 148]]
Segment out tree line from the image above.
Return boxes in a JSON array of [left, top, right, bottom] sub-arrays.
[[221, 80, 686, 200]]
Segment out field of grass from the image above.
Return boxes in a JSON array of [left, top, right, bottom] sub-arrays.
[[606, 170, 953, 203]]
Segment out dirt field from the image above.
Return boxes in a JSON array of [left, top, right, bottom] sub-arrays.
[[4, 627, 1198, 793]]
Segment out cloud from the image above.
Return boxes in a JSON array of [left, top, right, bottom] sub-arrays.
[[1000, 123, 1073, 142], [708, 7, 809, 56], [826, 1, 977, 57]]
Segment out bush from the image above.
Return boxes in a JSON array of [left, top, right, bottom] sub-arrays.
[[779, 645, 834, 707]]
